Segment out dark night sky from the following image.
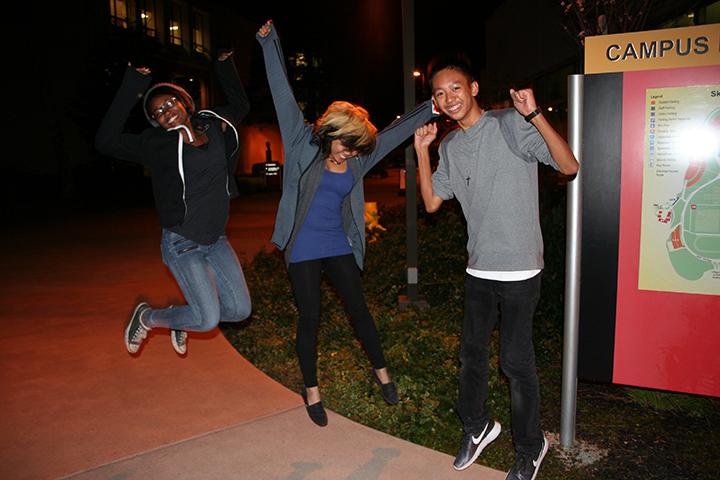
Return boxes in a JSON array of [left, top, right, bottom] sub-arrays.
[[237, 0, 500, 127]]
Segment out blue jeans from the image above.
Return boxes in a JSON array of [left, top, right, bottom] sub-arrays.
[[457, 272, 543, 455], [145, 229, 251, 332]]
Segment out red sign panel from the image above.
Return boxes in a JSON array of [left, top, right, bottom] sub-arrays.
[[615, 65, 720, 396]]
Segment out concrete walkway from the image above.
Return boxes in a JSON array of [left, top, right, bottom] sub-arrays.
[[0, 173, 505, 480]]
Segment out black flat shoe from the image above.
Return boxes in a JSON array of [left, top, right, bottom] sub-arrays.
[[301, 389, 328, 427], [372, 370, 398, 405]]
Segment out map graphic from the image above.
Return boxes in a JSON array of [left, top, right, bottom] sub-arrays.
[[638, 86, 720, 295]]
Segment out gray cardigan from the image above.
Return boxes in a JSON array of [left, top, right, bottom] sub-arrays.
[[257, 27, 434, 269]]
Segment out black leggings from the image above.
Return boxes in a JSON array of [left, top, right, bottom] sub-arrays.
[[288, 254, 387, 387]]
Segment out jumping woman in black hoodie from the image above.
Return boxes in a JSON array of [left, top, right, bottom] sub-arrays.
[[95, 50, 251, 356]]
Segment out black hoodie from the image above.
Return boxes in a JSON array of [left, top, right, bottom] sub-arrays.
[[95, 59, 249, 231]]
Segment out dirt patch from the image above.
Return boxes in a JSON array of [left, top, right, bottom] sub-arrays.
[[546, 432, 608, 469]]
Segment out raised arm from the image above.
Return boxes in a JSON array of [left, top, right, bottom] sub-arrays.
[[256, 20, 307, 147], [94, 65, 153, 165], [211, 49, 250, 125], [509, 88, 578, 176], [414, 123, 444, 213], [359, 99, 435, 175]]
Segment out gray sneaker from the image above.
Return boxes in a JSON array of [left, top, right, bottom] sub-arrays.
[[171, 330, 187, 355], [125, 303, 151, 354], [505, 434, 549, 480], [453, 419, 502, 470]]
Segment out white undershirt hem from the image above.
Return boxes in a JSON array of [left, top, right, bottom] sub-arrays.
[[466, 268, 541, 282]]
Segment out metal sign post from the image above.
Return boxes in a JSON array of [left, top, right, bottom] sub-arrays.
[[561, 74, 584, 448]]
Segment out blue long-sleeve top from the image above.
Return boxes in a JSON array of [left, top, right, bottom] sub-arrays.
[[257, 26, 434, 269], [289, 167, 354, 263]]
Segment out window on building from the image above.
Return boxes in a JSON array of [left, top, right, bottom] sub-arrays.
[[192, 11, 208, 55], [169, 3, 183, 46], [138, 0, 156, 37], [661, 0, 720, 27], [289, 53, 307, 81], [110, 0, 130, 29], [294, 52, 307, 67]]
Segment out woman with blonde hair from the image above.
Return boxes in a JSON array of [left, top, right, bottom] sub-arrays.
[[257, 20, 435, 426]]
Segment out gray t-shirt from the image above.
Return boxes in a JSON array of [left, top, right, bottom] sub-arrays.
[[432, 109, 558, 271]]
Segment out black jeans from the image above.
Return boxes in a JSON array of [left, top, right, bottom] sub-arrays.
[[288, 254, 386, 388], [457, 272, 543, 455]]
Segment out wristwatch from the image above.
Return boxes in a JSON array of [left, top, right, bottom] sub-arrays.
[[524, 108, 542, 123]]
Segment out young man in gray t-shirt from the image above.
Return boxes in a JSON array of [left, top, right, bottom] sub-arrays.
[[414, 55, 578, 480]]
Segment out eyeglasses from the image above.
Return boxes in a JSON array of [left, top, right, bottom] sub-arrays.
[[151, 97, 178, 119]]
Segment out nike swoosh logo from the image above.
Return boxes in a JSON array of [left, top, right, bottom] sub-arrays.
[[471, 424, 489, 445]]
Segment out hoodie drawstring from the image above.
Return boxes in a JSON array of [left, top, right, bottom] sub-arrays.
[[165, 113, 238, 217], [167, 125, 194, 218], [197, 110, 240, 196]]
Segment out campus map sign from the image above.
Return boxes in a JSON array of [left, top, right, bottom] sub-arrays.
[[578, 24, 720, 397], [639, 85, 720, 295]]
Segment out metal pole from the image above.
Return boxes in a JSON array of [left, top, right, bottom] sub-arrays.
[[561, 74, 584, 448], [399, 0, 424, 307]]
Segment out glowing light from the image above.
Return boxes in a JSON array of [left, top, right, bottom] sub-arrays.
[[677, 125, 720, 161], [547, 106, 554, 112], [412, 70, 421, 77]]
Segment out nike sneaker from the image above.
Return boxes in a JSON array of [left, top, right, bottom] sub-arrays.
[[505, 434, 549, 480], [453, 419, 501, 470]]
